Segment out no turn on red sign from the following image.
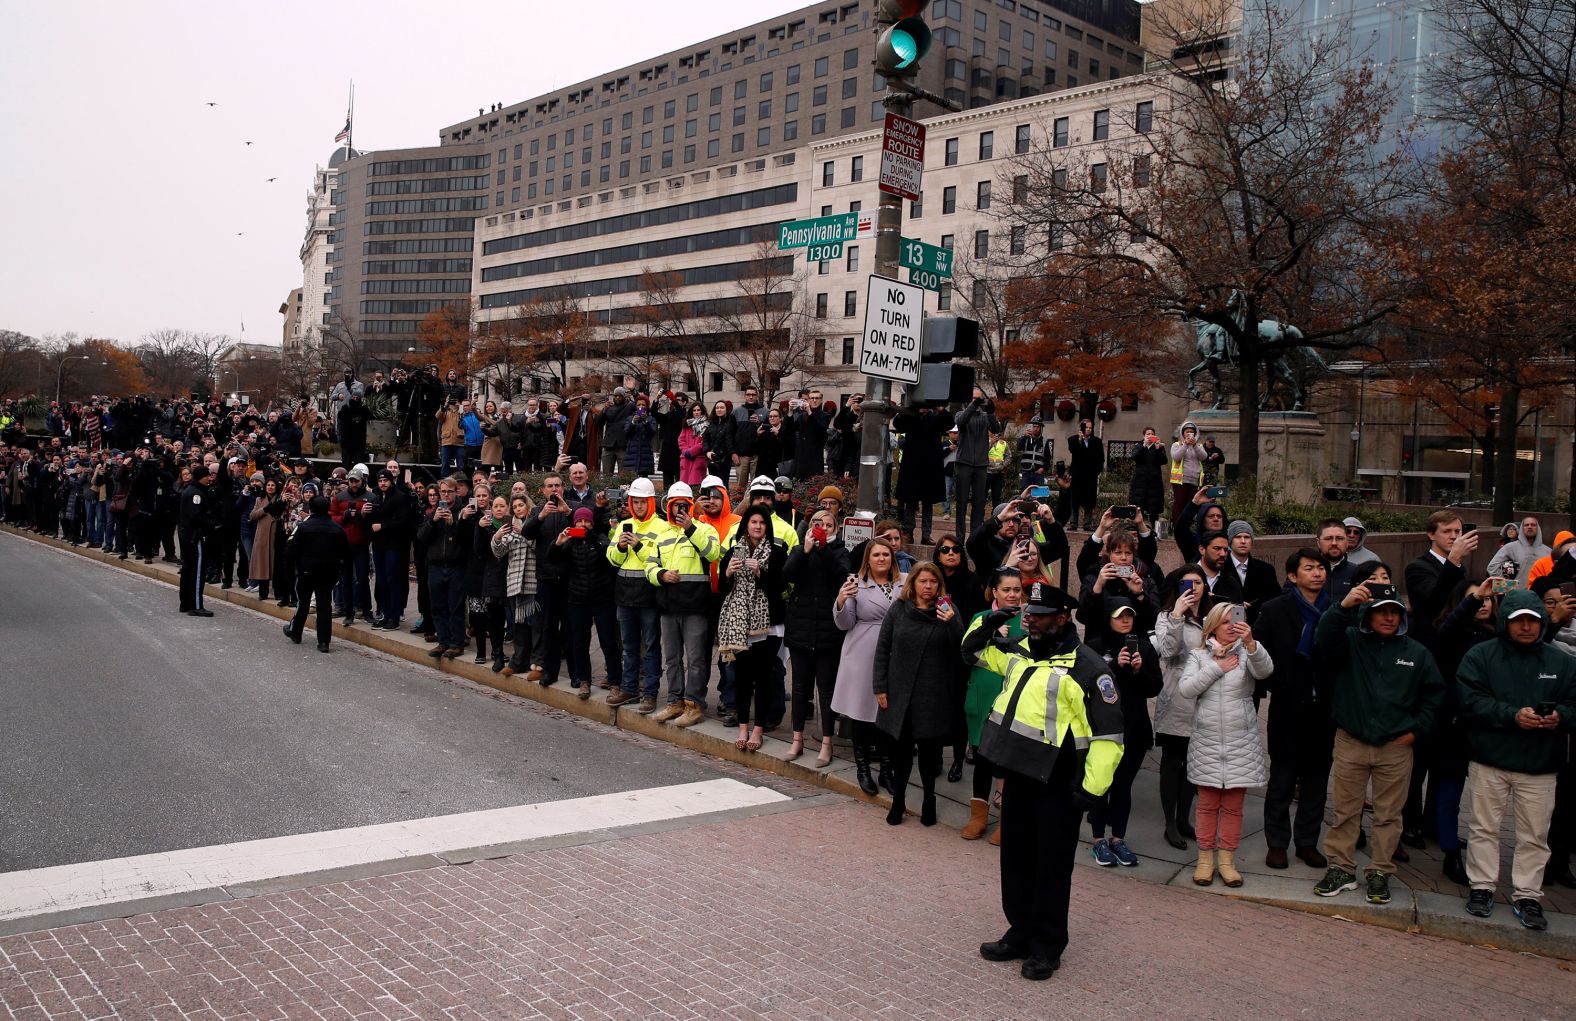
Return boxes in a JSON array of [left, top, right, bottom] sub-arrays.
[[878, 112, 925, 202]]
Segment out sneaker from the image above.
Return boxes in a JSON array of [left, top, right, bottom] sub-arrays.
[[1366, 871, 1392, 905], [1466, 889, 1494, 917], [1313, 865, 1359, 898], [1512, 898, 1547, 931], [1090, 839, 1117, 867], [1109, 838, 1139, 867]]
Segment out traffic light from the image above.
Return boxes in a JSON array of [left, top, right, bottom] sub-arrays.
[[914, 316, 979, 405], [875, 0, 931, 78]]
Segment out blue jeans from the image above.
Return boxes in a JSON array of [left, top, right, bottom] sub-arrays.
[[85, 500, 105, 546], [439, 445, 464, 477], [338, 544, 371, 615], [374, 546, 410, 624], [617, 604, 662, 698], [427, 563, 467, 649]]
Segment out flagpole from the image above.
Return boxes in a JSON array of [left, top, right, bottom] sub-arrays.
[[347, 81, 354, 155]]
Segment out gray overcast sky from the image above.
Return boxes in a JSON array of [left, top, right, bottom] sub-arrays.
[[0, 0, 809, 349]]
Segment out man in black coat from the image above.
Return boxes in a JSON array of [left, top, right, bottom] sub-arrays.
[[1219, 521, 1282, 620], [1066, 418, 1104, 531], [284, 495, 351, 652], [1257, 548, 1334, 870], [893, 406, 948, 545], [653, 391, 689, 486], [177, 465, 219, 616], [337, 385, 373, 470], [1405, 510, 1477, 646], [1127, 427, 1168, 529], [789, 392, 831, 481]]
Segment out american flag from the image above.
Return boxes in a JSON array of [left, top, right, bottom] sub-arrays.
[[334, 116, 350, 143]]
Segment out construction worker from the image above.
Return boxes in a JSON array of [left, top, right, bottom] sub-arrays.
[[645, 482, 721, 727], [606, 477, 668, 713]]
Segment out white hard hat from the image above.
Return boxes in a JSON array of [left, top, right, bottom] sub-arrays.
[[666, 482, 694, 502], [627, 477, 656, 499], [699, 474, 726, 492], [349, 462, 369, 478], [748, 474, 775, 493]]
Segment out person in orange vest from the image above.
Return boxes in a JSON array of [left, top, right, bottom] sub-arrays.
[[1528, 531, 1575, 587]]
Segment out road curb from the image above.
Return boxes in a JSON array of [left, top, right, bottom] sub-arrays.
[[7, 524, 1574, 962]]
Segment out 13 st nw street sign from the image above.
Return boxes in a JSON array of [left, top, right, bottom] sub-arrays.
[[778, 213, 860, 261], [900, 238, 952, 290]]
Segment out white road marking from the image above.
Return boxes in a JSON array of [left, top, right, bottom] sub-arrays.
[[0, 779, 787, 921]]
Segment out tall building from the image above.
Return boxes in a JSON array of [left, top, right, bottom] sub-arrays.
[[437, 0, 1142, 217], [294, 147, 356, 359], [280, 288, 302, 350]]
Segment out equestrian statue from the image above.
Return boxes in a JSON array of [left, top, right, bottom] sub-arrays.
[[1185, 295, 1326, 411]]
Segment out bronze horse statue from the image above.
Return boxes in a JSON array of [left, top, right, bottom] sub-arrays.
[[1186, 302, 1324, 411]]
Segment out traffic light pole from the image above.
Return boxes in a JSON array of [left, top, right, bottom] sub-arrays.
[[856, 90, 913, 518]]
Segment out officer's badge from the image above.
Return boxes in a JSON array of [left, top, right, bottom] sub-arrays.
[[191, 494, 201, 505], [1096, 673, 1118, 703]]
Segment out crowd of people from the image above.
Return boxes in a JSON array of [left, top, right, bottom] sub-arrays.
[[5, 384, 1576, 980]]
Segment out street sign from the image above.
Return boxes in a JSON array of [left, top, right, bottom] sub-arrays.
[[861, 274, 924, 384], [908, 267, 946, 291], [878, 112, 925, 201], [778, 212, 859, 250], [899, 238, 952, 277], [806, 241, 844, 262], [841, 514, 875, 548]]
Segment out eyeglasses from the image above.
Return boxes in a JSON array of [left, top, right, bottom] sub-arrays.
[[937, 546, 960, 554]]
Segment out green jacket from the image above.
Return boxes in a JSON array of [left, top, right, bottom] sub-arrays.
[[1456, 589, 1576, 775], [1315, 603, 1444, 746]]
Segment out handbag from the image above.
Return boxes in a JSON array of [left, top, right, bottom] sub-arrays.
[[109, 491, 128, 514], [977, 663, 1057, 783]]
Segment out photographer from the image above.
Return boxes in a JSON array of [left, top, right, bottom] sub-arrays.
[[966, 490, 1068, 581], [622, 395, 658, 479], [787, 391, 830, 482], [952, 387, 1000, 544], [892, 404, 947, 547], [435, 396, 467, 477], [1078, 527, 1159, 643]]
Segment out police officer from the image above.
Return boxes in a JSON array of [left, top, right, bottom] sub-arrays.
[[961, 580, 1125, 981], [178, 464, 218, 616], [283, 495, 350, 653]]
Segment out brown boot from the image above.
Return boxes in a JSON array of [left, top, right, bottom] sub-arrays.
[[1216, 850, 1243, 887], [650, 700, 685, 723], [989, 811, 1003, 846], [1193, 849, 1216, 886], [961, 798, 990, 840], [674, 699, 706, 728]]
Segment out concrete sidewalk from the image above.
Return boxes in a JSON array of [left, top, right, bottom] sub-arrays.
[[5, 523, 1574, 963]]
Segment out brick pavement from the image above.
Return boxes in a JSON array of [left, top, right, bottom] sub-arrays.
[[1, 800, 1570, 1021]]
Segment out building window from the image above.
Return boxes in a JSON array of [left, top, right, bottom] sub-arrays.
[[1010, 225, 1025, 254], [640, 155, 651, 173], [733, 106, 746, 127], [844, 47, 859, 70], [822, 161, 835, 186], [842, 76, 858, 100], [1135, 100, 1154, 133], [1015, 124, 1031, 154], [759, 100, 772, 119], [643, 105, 654, 124], [843, 290, 857, 317], [662, 125, 674, 143], [937, 282, 952, 311], [814, 84, 828, 106], [1091, 163, 1107, 193], [710, 86, 722, 106], [846, 245, 859, 273], [945, 137, 958, 166], [974, 10, 987, 29], [1093, 109, 1110, 141], [911, 191, 923, 217], [757, 126, 771, 146], [686, 93, 699, 113], [760, 71, 774, 91], [942, 186, 956, 213], [977, 180, 991, 209], [814, 337, 827, 364], [815, 293, 829, 318], [735, 79, 748, 99], [1053, 117, 1068, 147], [974, 229, 990, 257], [841, 107, 856, 128], [784, 120, 799, 141], [841, 337, 855, 364], [815, 56, 829, 77], [709, 113, 721, 132], [1013, 174, 1028, 202], [786, 93, 800, 113], [1134, 155, 1151, 187], [812, 114, 826, 134], [787, 64, 801, 85], [707, 139, 720, 156], [940, 233, 954, 249], [710, 371, 725, 392], [664, 99, 676, 118], [731, 133, 745, 152], [851, 155, 864, 182], [979, 131, 994, 159], [972, 280, 989, 306]]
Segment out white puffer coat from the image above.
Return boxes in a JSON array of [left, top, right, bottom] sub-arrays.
[[1179, 640, 1274, 789], [1152, 612, 1204, 739]]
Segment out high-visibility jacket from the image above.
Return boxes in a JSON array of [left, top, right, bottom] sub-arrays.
[[961, 617, 1125, 795], [724, 510, 801, 552], [645, 518, 721, 613], [607, 512, 671, 608]]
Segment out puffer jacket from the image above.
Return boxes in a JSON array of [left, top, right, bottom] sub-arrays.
[[1179, 639, 1274, 789], [549, 531, 617, 606], [622, 412, 658, 476], [1152, 611, 1203, 739], [783, 539, 851, 653]]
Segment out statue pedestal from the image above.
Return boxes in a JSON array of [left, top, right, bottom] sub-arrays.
[[1182, 409, 1329, 501]]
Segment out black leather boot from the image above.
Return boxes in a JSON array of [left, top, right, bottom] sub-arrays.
[[1442, 850, 1469, 886], [854, 743, 879, 796]]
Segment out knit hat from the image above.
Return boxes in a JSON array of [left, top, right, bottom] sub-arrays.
[[249, 471, 264, 482], [573, 507, 594, 524], [1227, 520, 1254, 540], [376, 469, 394, 482], [1554, 530, 1575, 551], [817, 485, 845, 504]]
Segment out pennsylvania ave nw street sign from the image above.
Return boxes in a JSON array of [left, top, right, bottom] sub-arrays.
[[860, 274, 923, 385]]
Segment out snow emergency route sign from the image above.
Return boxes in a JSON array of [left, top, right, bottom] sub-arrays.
[[878, 112, 925, 202], [861, 275, 923, 384]]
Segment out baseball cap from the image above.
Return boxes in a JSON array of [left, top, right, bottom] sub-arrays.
[[1506, 607, 1543, 621]]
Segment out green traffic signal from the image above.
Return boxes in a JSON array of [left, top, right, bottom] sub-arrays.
[[875, 16, 931, 76]]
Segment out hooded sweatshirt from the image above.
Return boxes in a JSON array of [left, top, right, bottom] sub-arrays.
[[1315, 600, 1445, 746], [1455, 589, 1576, 775], [697, 487, 740, 593], [1169, 422, 1205, 485], [1526, 530, 1572, 588], [644, 499, 721, 613], [607, 494, 669, 607], [1485, 529, 1552, 586]]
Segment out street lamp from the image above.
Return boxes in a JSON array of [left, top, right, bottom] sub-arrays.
[[55, 355, 91, 405]]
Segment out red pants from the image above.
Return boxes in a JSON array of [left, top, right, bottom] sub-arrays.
[[1196, 787, 1247, 851]]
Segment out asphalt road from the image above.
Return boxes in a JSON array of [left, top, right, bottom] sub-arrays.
[[0, 532, 725, 872]]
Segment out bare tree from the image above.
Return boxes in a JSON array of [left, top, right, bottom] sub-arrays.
[[1004, 0, 1412, 481], [947, 245, 1045, 404], [630, 269, 719, 401], [319, 312, 373, 380], [711, 242, 830, 400], [0, 329, 41, 399], [135, 328, 206, 394]]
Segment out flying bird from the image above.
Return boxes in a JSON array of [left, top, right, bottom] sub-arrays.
[[244, 141, 253, 146], [236, 232, 245, 236], [205, 101, 218, 107], [266, 177, 277, 182]]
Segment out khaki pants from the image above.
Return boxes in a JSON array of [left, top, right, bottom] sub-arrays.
[[734, 455, 758, 493], [1465, 761, 1557, 901], [1323, 728, 1413, 876]]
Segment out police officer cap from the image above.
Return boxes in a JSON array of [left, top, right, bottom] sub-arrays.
[[190, 464, 210, 481], [308, 495, 331, 514], [1023, 581, 1076, 615]]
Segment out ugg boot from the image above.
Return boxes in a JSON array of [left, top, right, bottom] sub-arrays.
[[989, 811, 1003, 846], [961, 799, 990, 840], [1216, 849, 1243, 887], [1193, 849, 1216, 886]]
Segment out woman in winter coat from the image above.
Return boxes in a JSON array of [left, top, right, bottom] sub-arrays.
[[478, 401, 504, 471], [753, 406, 789, 480], [957, 567, 1024, 842], [677, 405, 708, 487], [1179, 600, 1274, 888], [830, 538, 905, 796], [247, 478, 284, 600], [935, 532, 983, 784], [719, 505, 790, 751], [1084, 598, 1163, 867], [892, 406, 948, 545], [872, 560, 966, 826], [1127, 427, 1169, 527], [1153, 565, 1213, 849], [703, 400, 735, 482], [490, 492, 538, 675], [468, 490, 509, 670], [621, 399, 658, 478], [783, 509, 850, 767], [547, 506, 619, 694], [1078, 526, 1160, 643]]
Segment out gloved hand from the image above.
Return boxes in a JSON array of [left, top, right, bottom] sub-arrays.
[[984, 607, 1016, 631], [1071, 786, 1105, 814]]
